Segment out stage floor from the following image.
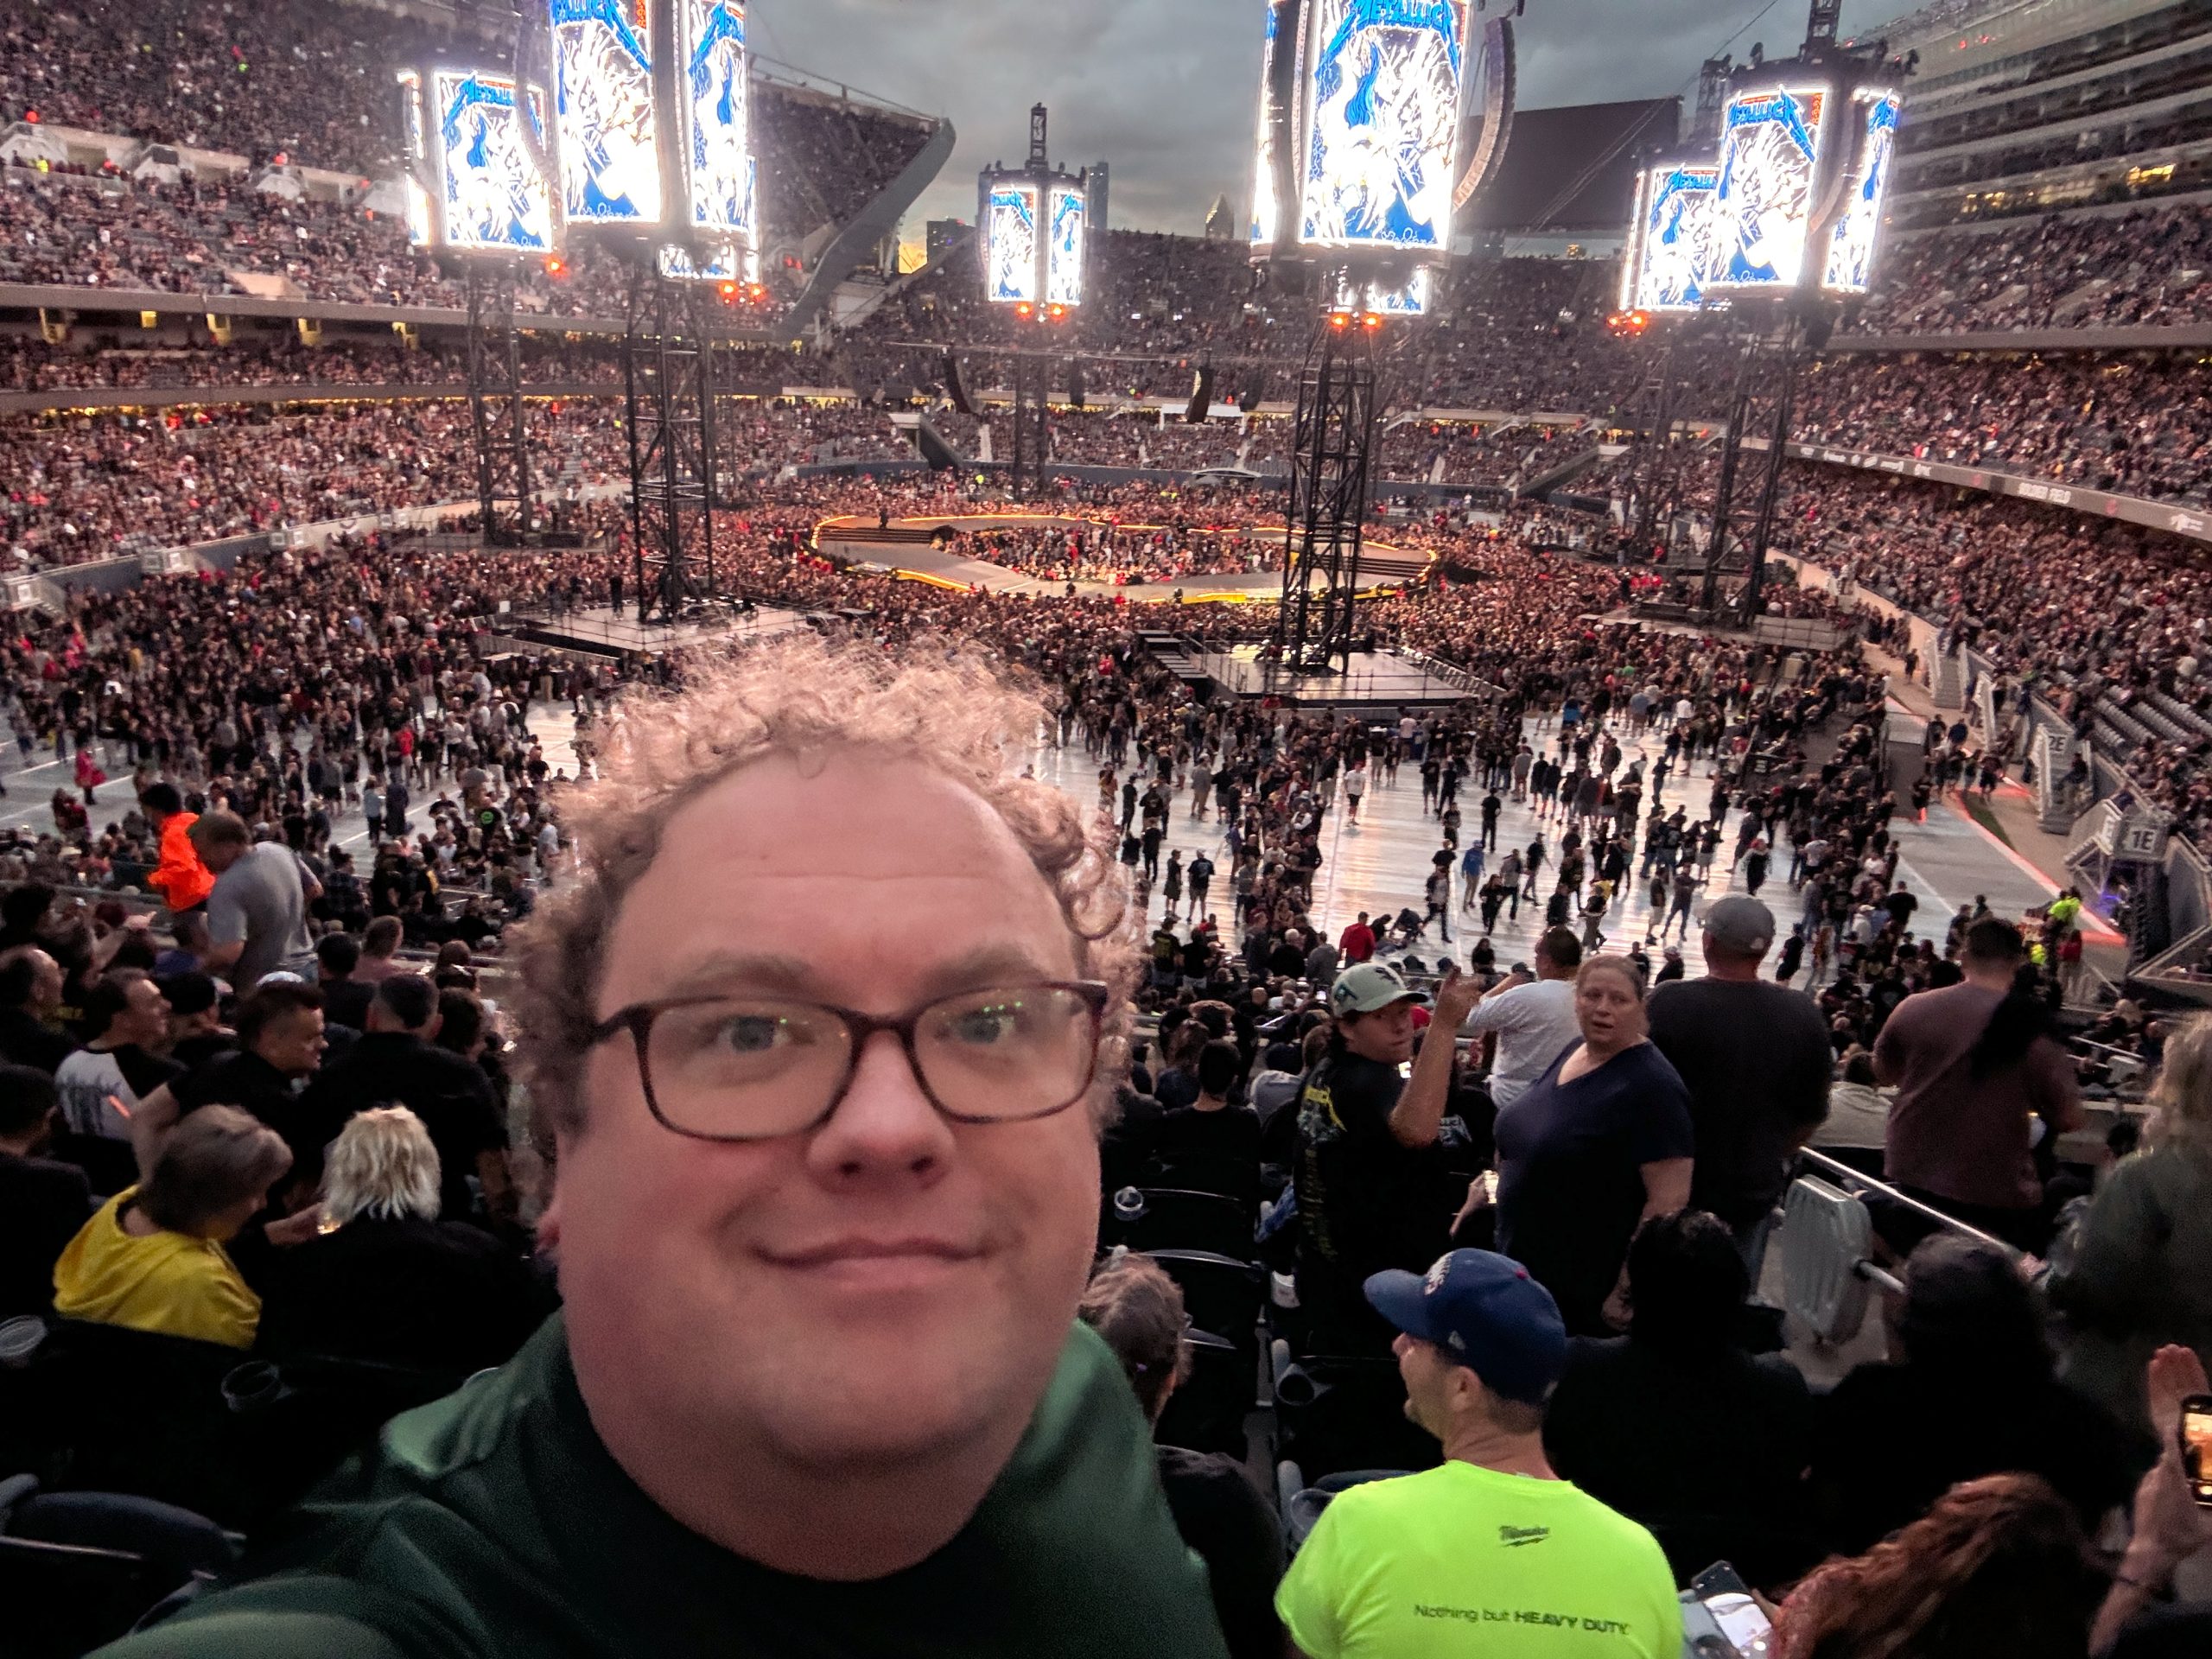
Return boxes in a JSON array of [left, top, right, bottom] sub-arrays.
[[1192, 645, 1492, 708], [500, 603, 812, 657]]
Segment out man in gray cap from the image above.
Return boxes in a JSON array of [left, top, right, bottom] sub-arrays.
[[1292, 963, 1482, 1353], [1646, 894, 1833, 1281]]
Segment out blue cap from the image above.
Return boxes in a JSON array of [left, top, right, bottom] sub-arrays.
[[1364, 1249, 1568, 1406]]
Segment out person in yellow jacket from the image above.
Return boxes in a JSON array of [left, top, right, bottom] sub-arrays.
[[142, 781, 215, 912], [53, 1104, 292, 1350]]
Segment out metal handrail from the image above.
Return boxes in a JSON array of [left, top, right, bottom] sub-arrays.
[[1796, 1147, 2024, 1262]]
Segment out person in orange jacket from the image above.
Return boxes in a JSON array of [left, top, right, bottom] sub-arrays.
[[142, 781, 215, 912]]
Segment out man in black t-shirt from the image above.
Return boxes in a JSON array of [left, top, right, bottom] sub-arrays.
[[1647, 897, 1832, 1280], [1292, 962, 1481, 1353]]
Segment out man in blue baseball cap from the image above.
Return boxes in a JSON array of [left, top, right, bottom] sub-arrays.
[[1276, 1249, 1681, 1657]]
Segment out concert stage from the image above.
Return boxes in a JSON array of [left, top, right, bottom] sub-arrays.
[[497, 602, 812, 658], [1149, 639, 1497, 709]]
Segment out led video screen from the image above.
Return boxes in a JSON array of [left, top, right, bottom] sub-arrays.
[[1823, 89, 1898, 295], [432, 70, 557, 253], [1335, 264, 1433, 315], [1299, 0, 1469, 251], [1629, 162, 1719, 313], [986, 183, 1040, 305], [397, 70, 435, 248], [1712, 85, 1826, 290], [1046, 186, 1086, 307], [677, 0, 755, 244], [1249, 0, 1299, 249], [550, 0, 662, 226], [658, 241, 756, 282]]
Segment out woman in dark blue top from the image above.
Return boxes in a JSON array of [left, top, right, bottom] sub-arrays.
[[1488, 955, 1695, 1335]]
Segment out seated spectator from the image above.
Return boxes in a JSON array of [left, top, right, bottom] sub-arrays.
[[1487, 955, 1694, 1335], [1808, 1046, 1891, 1173], [160, 969, 232, 1071], [1152, 1039, 1261, 1200], [303, 974, 511, 1223], [255, 1107, 540, 1376], [316, 931, 373, 1032], [133, 979, 332, 1196], [0, 1063, 93, 1319], [1081, 1254, 1284, 1659], [1276, 1249, 1681, 1658], [0, 944, 73, 1071], [1543, 1211, 1815, 1587], [53, 967, 183, 1147], [353, 915, 406, 983], [1771, 1473, 2109, 1659], [2050, 1012, 2212, 1452], [1810, 1234, 2136, 1556], [51, 1104, 291, 1351]]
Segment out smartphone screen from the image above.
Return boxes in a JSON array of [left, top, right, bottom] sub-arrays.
[[1702, 1593, 1771, 1656], [2183, 1395, 2212, 1506]]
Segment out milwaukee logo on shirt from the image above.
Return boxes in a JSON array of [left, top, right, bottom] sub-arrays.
[[1498, 1524, 1550, 1548]]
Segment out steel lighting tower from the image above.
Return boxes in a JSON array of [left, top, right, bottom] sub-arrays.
[[397, 63, 561, 545], [1251, 0, 1507, 673], [1681, 1, 1907, 620], [543, 0, 763, 621], [977, 105, 1087, 499]]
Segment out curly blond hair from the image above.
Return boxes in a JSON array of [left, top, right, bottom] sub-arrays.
[[506, 632, 1139, 1138]]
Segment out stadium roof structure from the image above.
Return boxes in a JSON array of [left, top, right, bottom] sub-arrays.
[[1464, 97, 1682, 234]]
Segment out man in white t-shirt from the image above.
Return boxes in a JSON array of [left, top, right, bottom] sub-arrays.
[[1460, 928, 1584, 1107]]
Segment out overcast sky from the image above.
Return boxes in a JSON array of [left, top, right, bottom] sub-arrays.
[[749, 0, 1899, 237]]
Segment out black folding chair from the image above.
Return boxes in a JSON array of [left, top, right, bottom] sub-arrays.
[[1154, 1329, 1250, 1459], [1110, 1189, 1255, 1259], [1270, 1346, 1439, 1487], [1146, 1249, 1267, 1357], [0, 1477, 236, 1659]]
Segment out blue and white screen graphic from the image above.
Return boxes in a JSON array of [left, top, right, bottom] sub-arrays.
[[1299, 0, 1468, 251], [658, 241, 756, 281], [1046, 186, 1086, 307], [1632, 163, 1719, 312], [433, 71, 556, 253], [549, 0, 661, 226], [1823, 91, 1897, 295], [986, 183, 1039, 305], [1713, 86, 1826, 289], [677, 0, 755, 244]]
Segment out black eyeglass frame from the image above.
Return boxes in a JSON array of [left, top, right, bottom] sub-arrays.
[[584, 979, 1114, 1143]]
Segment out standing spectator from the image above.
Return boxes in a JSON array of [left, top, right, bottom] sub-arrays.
[[189, 810, 320, 992], [1336, 911, 1376, 964], [1459, 928, 1583, 1108], [1647, 897, 1833, 1278], [53, 969, 184, 1155], [0, 1065, 93, 1319], [131, 981, 334, 1192], [353, 915, 406, 983], [0, 945, 75, 1072], [1486, 957, 1695, 1335], [1294, 963, 1482, 1352], [1081, 1255, 1284, 1659], [1877, 918, 2082, 1251], [2049, 1012, 2212, 1451], [141, 781, 214, 914], [51, 1105, 292, 1351], [1276, 1249, 1681, 1659], [1543, 1211, 1815, 1587]]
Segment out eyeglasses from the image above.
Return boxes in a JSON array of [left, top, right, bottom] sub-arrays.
[[586, 981, 1112, 1142]]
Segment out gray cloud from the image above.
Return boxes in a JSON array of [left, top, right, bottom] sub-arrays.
[[753, 0, 1903, 236]]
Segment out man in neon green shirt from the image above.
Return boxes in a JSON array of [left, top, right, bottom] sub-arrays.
[[1277, 1250, 1681, 1658]]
